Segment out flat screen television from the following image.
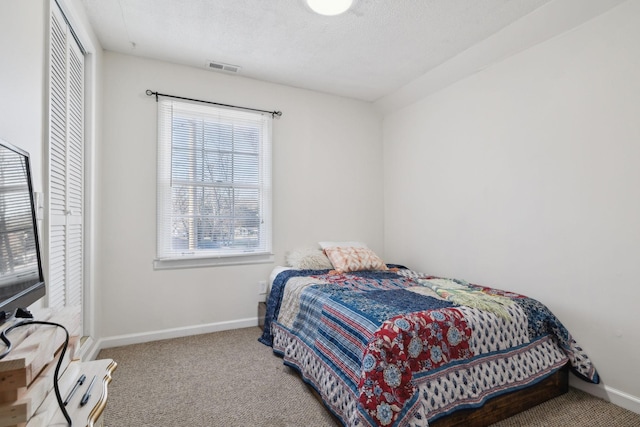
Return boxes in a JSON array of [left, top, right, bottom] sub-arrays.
[[0, 138, 46, 321]]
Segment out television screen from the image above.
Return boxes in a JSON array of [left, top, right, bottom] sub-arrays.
[[0, 138, 45, 318]]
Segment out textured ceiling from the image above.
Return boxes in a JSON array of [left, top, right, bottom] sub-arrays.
[[79, 0, 614, 103]]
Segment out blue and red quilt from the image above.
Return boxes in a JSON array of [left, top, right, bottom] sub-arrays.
[[259, 267, 599, 427]]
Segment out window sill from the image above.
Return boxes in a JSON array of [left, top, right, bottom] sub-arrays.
[[153, 252, 274, 270]]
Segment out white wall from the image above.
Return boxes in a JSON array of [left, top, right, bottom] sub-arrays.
[[98, 52, 383, 339], [0, 0, 47, 188], [382, 0, 640, 409]]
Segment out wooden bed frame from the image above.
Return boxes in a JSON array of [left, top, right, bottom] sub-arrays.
[[305, 363, 569, 427], [430, 364, 569, 426]]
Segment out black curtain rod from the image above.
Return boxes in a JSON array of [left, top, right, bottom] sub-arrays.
[[145, 90, 282, 118]]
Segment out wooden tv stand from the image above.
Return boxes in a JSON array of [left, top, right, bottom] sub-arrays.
[[40, 359, 117, 427], [0, 309, 117, 427]]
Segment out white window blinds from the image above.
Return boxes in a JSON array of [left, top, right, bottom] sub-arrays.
[[156, 99, 272, 267], [48, 4, 84, 309]]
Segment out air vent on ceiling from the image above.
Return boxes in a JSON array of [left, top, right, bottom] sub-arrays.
[[206, 60, 241, 74]]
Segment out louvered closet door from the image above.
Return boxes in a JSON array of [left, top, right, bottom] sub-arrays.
[[49, 5, 84, 313]]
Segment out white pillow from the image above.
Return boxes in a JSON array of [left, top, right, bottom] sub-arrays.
[[286, 247, 333, 270], [318, 241, 368, 250]]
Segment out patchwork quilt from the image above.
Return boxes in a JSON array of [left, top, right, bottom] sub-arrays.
[[259, 267, 599, 427]]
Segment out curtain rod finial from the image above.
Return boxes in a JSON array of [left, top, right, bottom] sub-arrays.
[[146, 89, 158, 102]]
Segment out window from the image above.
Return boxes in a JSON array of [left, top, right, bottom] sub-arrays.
[[155, 99, 272, 268]]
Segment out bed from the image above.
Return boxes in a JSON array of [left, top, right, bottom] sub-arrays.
[[259, 245, 599, 426]]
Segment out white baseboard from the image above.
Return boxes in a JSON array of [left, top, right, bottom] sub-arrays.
[[570, 376, 640, 415], [75, 336, 95, 361], [84, 317, 259, 360]]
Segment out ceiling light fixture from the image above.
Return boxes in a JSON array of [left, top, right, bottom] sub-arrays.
[[306, 0, 353, 16]]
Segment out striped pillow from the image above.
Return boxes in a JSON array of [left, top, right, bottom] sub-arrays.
[[324, 246, 388, 273]]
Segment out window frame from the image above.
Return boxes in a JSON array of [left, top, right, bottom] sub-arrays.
[[154, 98, 273, 270]]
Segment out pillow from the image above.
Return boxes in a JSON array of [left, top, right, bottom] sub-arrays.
[[318, 241, 368, 250], [285, 247, 333, 270], [323, 246, 388, 274]]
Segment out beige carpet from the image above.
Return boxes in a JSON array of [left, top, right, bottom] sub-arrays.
[[97, 327, 640, 427]]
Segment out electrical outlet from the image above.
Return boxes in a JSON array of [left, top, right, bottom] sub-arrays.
[[258, 280, 267, 294]]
